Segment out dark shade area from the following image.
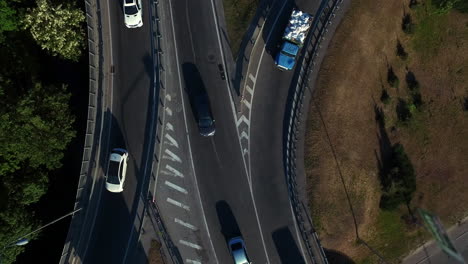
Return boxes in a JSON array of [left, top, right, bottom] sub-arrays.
[[324, 248, 356, 264], [272, 227, 305, 264]]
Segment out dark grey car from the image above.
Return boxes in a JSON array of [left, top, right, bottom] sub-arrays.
[[193, 94, 215, 136]]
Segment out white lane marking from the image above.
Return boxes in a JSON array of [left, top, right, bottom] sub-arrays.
[[243, 148, 248, 156], [166, 164, 184, 178], [166, 93, 172, 101], [249, 73, 256, 83], [168, 0, 219, 262], [240, 131, 248, 141], [165, 106, 173, 116], [242, 99, 251, 110], [179, 240, 202, 250], [186, 259, 201, 264], [236, 115, 250, 127], [166, 197, 190, 211], [165, 181, 188, 194], [245, 84, 254, 95], [163, 149, 182, 163], [166, 122, 174, 131], [165, 133, 179, 148], [175, 218, 198, 230]]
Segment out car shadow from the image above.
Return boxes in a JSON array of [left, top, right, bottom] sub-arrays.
[[215, 200, 242, 242]]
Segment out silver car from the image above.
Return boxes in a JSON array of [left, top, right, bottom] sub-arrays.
[[105, 148, 128, 193], [123, 0, 143, 28], [228, 237, 251, 264]]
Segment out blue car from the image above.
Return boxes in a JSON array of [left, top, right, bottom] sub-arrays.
[[228, 237, 251, 264]]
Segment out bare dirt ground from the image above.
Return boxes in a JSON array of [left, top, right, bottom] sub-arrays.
[[148, 240, 164, 264], [305, 0, 468, 262]]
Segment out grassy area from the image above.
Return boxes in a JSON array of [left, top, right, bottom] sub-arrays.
[[412, 1, 449, 59], [223, 0, 259, 57], [305, 0, 468, 262]]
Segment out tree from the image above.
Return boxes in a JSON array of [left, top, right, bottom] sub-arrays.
[[22, 0, 85, 61], [0, 0, 18, 42], [0, 82, 76, 175], [380, 144, 416, 210]]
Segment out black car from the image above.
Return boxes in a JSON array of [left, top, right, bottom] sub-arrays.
[[193, 94, 215, 136]]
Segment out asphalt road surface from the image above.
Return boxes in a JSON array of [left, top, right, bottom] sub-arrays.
[[82, 0, 155, 263]]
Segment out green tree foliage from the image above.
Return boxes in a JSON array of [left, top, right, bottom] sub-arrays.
[[0, 83, 76, 175], [380, 144, 417, 210], [23, 0, 85, 61], [0, 0, 18, 42], [433, 0, 468, 13]]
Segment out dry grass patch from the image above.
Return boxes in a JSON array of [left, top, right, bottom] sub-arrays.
[[148, 240, 164, 264], [305, 0, 468, 262]]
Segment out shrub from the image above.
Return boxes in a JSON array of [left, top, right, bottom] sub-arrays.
[[396, 40, 408, 60], [387, 67, 400, 88], [402, 14, 415, 34], [380, 144, 416, 210], [397, 99, 412, 122], [381, 89, 391, 104]]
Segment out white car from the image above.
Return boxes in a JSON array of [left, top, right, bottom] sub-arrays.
[[105, 148, 128, 193], [124, 0, 143, 28]]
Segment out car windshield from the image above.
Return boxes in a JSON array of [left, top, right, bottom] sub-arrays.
[[231, 242, 242, 251], [125, 5, 138, 15], [199, 117, 212, 128], [108, 160, 120, 184]]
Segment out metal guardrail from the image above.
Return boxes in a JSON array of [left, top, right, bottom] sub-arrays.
[[59, 0, 103, 262], [285, 0, 345, 263], [147, 1, 182, 263]]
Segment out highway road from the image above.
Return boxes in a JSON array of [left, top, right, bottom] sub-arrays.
[[81, 0, 156, 263], [167, 0, 272, 262], [155, 0, 323, 263]]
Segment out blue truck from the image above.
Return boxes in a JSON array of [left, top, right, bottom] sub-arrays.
[[275, 9, 313, 71]]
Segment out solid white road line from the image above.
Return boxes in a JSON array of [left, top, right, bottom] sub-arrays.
[[165, 181, 188, 194], [168, 0, 219, 262], [249, 73, 256, 83], [166, 197, 190, 211], [245, 84, 254, 95], [175, 218, 197, 230], [179, 240, 202, 250]]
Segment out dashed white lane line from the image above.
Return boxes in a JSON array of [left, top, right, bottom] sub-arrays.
[[236, 115, 250, 127], [166, 197, 190, 211], [179, 240, 202, 250], [164, 149, 182, 163], [166, 164, 184, 178], [175, 218, 197, 230], [165, 181, 188, 194], [186, 259, 201, 264], [165, 133, 179, 148], [165, 93, 172, 101]]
